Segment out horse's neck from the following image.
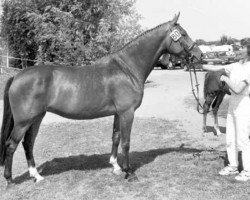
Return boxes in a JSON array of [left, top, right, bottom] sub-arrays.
[[118, 26, 168, 84]]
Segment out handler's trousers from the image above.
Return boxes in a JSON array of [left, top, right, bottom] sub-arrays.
[[226, 95, 250, 171]]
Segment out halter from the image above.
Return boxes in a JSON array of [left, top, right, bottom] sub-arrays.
[[169, 27, 196, 57], [169, 27, 204, 114]]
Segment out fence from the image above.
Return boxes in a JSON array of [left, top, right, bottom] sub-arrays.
[[0, 54, 35, 75], [0, 53, 90, 75]]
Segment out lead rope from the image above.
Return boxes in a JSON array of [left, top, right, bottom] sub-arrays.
[[188, 62, 206, 114]]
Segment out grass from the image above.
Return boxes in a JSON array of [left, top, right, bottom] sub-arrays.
[[0, 117, 250, 200]]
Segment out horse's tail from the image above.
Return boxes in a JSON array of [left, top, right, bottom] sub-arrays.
[[0, 77, 14, 166], [203, 72, 209, 99]]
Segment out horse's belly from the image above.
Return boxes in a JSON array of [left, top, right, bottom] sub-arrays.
[[47, 103, 116, 120]]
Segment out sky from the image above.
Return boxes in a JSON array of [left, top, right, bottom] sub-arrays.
[[136, 0, 250, 41]]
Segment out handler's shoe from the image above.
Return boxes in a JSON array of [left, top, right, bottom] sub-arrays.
[[219, 166, 239, 176], [235, 170, 250, 181]]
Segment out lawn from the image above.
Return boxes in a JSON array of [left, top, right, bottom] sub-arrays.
[[0, 117, 249, 200]]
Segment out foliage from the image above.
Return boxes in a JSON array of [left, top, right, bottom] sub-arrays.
[[1, 0, 143, 68], [195, 39, 207, 46], [1, 0, 38, 68], [220, 35, 236, 45], [240, 38, 250, 46]]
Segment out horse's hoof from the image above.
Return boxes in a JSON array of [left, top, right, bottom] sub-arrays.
[[126, 173, 139, 182], [6, 182, 15, 190], [216, 131, 222, 136], [113, 168, 123, 176], [34, 175, 44, 183]]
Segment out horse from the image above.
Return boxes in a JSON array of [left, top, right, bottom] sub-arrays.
[[0, 12, 202, 187], [202, 70, 230, 136]]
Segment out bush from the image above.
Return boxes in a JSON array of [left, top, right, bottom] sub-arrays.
[[1, 0, 143, 68]]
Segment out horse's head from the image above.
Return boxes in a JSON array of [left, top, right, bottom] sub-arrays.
[[164, 12, 203, 63]]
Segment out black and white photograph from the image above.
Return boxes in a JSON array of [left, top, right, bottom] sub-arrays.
[[0, 0, 250, 199]]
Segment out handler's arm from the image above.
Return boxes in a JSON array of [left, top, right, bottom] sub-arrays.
[[221, 75, 248, 94], [202, 65, 226, 71]]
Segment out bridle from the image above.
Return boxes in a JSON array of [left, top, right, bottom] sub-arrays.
[[168, 26, 196, 57], [169, 26, 205, 114]]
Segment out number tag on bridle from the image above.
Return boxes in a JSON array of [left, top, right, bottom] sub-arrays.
[[170, 29, 182, 41]]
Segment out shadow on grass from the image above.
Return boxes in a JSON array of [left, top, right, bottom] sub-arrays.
[[13, 146, 221, 185], [205, 126, 226, 135]]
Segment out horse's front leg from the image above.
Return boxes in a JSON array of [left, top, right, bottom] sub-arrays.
[[109, 114, 122, 175], [120, 109, 138, 182], [202, 100, 211, 136], [212, 92, 225, 136], [212, 108, 222, 136], [202, 102, 208, 134], [202, 94, 214, 136]]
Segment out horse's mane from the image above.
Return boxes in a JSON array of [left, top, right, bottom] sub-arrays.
[[95, 21, 171, 63], [114, 22, 170, 54]]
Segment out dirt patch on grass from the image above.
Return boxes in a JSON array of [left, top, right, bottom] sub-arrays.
[[0, 117, 249, 200]]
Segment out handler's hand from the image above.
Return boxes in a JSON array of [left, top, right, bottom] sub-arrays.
[[220, 75, 227, 82]]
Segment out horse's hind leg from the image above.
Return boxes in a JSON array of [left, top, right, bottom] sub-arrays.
[[22, 113, 45, 182], [4, 123, 31, 186], [202, 94, 214, 136], [212, 92, 225, 136], [110, 114, 122, 175]]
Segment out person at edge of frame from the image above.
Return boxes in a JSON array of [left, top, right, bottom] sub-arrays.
[[202, 42, 250, 182]]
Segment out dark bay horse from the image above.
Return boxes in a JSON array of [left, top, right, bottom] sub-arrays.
[[202, 70, 230, 135], [0, 13, 202, 186]]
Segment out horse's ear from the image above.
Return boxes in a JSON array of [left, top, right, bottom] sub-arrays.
[[171, 12, 180, 25]]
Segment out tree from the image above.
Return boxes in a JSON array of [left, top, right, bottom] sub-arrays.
[[220, 35, 235, 45], [1, 0, 143, 68], [195, 39, 207, 46], [220, 35, 228, 45], [1, 0, 39, 68]]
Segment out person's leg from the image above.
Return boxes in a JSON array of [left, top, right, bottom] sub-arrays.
[[235, 111, 250, 181], [219, 111, 239, 175], [226, 112, 238, 167]]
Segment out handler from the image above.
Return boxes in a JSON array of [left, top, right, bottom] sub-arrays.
[[202, 43, 250, 181]]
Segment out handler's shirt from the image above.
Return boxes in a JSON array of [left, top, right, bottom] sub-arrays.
[[224, 61, 250, 114]]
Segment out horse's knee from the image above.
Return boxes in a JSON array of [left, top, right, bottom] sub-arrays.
[[203, 101, 210, 111]]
